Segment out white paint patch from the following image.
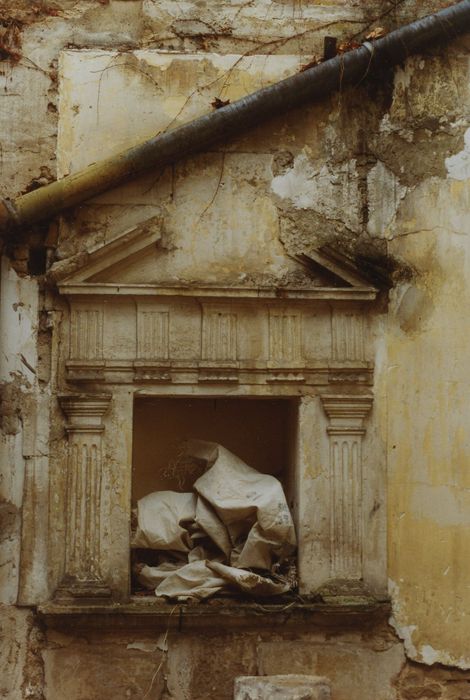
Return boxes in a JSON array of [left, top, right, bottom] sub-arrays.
[[418, 645, 470, 670], [388, 579, 418, 657], [271, 153, 318, 209], [445, 128, 470, 180], [393, 63, 413, 92], [0, 257, 38, 384], [389, 579, 470, 669], [391, 621, 418, 659], [420, 645, 440, 665], [270, 152, 360, 229]]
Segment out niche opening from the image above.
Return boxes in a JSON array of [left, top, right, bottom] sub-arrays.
[[131, 396, 299, 599]]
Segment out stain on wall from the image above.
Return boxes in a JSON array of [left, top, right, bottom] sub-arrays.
[[1, 0, 470, 697]]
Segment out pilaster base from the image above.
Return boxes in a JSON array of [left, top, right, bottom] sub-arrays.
[[54, 577, 112, 603]]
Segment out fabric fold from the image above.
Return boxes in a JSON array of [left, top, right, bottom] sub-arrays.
[[133, 441, 297, 601]]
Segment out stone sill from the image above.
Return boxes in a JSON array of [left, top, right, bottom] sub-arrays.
[[38, 596, 391, 632]]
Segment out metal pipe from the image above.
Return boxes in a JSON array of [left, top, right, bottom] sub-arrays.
[[1, 0, 469, 235]]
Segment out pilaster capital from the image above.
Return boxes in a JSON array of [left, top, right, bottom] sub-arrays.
[[59, 394, 112, 433], [321, 394, 372, 434]]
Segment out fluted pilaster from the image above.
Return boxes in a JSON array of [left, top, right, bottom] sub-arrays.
[[55, 394, 112, 601], [321, 395, 372, 580]]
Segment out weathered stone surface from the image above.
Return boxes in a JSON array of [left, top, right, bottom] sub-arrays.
[[396, 661, 470, 700], [234, 675, 331, 700], [0, 605, 44, 700], [0, 605, 29, 699], [1, 0, 470, 698], [48, 47, 386, 604], [36, 620, 407, 700], [43, 641, 166, 700], [257, 638, 405, 700]]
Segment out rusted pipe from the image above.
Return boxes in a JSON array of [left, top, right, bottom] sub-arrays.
[[1, 0, 469, 235]]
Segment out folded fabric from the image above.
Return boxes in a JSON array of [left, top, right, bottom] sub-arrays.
[[132, 491, 196, 551], [191, 441, 296, 570], [133, 441, 297, 601], [206, 561, 291, 596]]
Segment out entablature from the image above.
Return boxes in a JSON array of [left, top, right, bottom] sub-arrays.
[[53, 221, 378, 389]]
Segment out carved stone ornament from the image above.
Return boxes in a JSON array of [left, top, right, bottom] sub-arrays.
[[45, 221, 386, 602], [53, 226, 377, 389], [55, 394, 112, 601], [321, 395, 373, 581]]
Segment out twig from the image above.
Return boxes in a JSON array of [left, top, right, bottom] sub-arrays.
[[143, 604, 178, 699], [196, 152, 226, 223]]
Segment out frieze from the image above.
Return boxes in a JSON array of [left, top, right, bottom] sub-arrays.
[[64, 294, 374, 388]]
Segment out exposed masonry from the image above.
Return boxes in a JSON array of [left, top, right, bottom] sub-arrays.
[[1, 1, 470, 698]]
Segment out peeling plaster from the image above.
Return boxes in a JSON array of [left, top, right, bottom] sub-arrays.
[[271, 152, 361, 230], [420, 645, 441, 665], [271, 152, 321, 209], [3, 3, 470, 695], [367, 161, 408, 238], [389, 533, 470, 672], [389, 580, 418, 658], [446, 128, 470, 180], [379, 113, 414, 144], [0, 258, 38, 384], [420, 646, 470, 670]]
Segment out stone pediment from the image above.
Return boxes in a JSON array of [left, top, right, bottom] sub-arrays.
[[56, 221, 377, 301]]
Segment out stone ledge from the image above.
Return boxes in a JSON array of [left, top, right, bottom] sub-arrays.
[[37, 597, 391, 632]]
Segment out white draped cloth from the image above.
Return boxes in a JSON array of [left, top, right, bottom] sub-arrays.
[[132, 441, 297, 601]]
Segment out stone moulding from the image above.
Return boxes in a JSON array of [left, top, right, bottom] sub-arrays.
[[60, 283, 378, 299], [39, 236, 386, 606], [321, 395, 373, 582], [62, 293, 375, 387], [55, 394, 113, 602], [56, 234, 378, 388], [54, 220, 378, 297], [65, 359, 374, 387], [37, 598, 392, 631]]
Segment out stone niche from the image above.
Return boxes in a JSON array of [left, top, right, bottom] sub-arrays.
[[33, 222, 387, 606]]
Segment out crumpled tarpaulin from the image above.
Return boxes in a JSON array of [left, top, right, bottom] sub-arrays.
[[132, 440, 297, 600]]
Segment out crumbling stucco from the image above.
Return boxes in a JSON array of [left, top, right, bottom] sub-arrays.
[[379, 44, 470, 671], [1, 1, 470, 698]]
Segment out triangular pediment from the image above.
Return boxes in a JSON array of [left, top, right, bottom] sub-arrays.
[[52, 216, 163, 286], [54, 219, 377, 301]]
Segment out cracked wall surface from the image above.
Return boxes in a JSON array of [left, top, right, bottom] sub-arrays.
[[385, 47, 470, 670], [1, 0, 470, 698], [41, 620, 405, 700]]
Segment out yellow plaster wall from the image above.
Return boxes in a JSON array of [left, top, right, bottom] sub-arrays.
[[385, 154, 470, 666]]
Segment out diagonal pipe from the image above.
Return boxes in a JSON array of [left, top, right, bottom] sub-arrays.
[[1, 0, 469, 235]]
